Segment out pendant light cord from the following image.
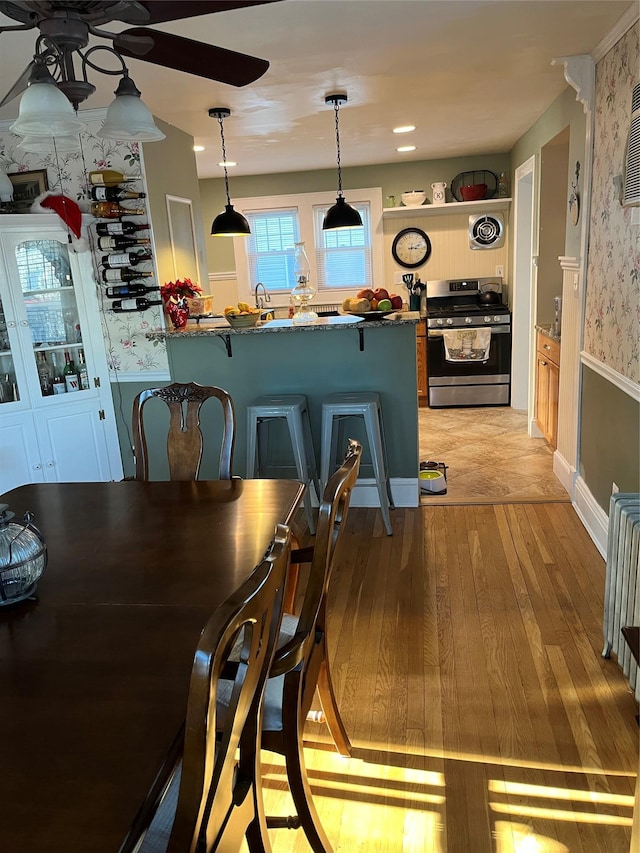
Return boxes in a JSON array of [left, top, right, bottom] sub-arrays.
[[216, 113, 232, 205], [333, 100, 343, 198]]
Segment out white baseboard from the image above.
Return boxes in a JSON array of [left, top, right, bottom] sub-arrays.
[[352, 478, 419, 508], [553, 450, 575, 496], [573, 475, 608, 558]]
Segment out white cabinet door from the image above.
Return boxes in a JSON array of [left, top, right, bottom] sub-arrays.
[[0, 411, 44, 493]]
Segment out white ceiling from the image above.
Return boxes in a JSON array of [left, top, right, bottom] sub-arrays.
[[0, 1, 633, 179]]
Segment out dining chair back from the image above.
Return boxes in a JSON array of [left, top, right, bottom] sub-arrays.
[[132, 381, 235, 480], [124, 524, 291, 853]]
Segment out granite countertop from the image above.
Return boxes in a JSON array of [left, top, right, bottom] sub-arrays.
[[148, 311, 421, 341], [536, 323, 561, 343]]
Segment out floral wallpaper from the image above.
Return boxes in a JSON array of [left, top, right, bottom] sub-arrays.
[[0, 113, 170, 378], [584, 23, 639, 382]]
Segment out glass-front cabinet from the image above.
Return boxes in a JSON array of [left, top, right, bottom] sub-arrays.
[[0, 214, 123, 491]]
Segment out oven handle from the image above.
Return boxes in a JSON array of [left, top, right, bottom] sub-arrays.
[[428, 325, 511, 337]]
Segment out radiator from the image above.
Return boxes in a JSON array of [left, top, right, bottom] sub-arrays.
[[602, 493, 640, 700]]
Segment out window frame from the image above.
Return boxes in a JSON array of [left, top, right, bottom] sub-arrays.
[[232, 187, 384, 306]]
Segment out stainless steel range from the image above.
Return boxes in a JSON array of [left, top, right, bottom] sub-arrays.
[[426, 278, 511, 408]]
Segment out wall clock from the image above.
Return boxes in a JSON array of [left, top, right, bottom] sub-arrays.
[[391, 227, 432, 269]]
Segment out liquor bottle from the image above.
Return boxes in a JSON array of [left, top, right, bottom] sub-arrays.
[[111, 297, 163, 313], [36, 351, 53, 396], [97, 235, 151, 251], [88, 170, 142, 186], [63, 351, 79, 392], [105, 283, 160, 299], [77, 348, 90, 391], [90, 201, 146, 219], [51, 354, 66, 395], [498, 172, 509, 198], [100, 250, 153, 269], [101, 268, 154, 283], [95, 221, 149, 236], [90, 186, 146, 202]]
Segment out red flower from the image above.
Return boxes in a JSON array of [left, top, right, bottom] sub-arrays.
[[160, 278, 202, 302]]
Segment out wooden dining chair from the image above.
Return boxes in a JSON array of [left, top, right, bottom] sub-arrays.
[[237, 439, 362, 853], [132, 381, 236, 480], [121, 524, 291, 853]]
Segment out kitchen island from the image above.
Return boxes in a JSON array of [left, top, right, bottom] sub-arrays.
[[147, 312, 420, 507]]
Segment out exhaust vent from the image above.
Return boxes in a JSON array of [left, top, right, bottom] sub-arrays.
[[623, 81, 640, 207]]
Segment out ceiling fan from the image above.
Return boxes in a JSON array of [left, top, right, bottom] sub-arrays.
[[0, 1, 280, 110]]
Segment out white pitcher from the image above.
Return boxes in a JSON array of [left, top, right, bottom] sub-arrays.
[[431, 182, 447, 205]]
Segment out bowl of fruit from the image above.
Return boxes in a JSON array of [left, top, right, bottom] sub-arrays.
[[223, 303, 262, 328], [342, 288, 403, 319]]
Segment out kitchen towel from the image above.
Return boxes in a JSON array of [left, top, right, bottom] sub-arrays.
[[443, 327, 491, 362]]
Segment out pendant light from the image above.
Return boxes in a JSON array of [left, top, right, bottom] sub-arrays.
[[209, 107, 250, 237], [323, 93, 362, 231]]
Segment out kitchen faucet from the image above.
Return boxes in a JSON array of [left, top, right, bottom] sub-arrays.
[[254, 282, 271, 309]]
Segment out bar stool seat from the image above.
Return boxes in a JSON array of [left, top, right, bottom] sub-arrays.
[[320, 391, 394, 535], [246, 394, 321, 534]]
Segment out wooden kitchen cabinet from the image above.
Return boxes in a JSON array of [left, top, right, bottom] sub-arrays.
[[535, 329, 560, 448], [416, 322, 428, 406]]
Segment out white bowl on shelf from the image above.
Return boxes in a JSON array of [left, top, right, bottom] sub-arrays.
[[401, 190, 426, 207]]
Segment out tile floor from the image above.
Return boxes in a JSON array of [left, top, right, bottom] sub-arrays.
[[418, 405, 570, 505]]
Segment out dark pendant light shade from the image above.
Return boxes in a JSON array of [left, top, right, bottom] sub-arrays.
[[323, 93, 362, 231], [209, 107, 250, 237]]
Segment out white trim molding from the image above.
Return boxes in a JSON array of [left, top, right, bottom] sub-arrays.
[[352, 478, 419, 509], [551, 55, 595, 115], [573, 475, 609, 559], [581, 351, 640, 402], [592, 4, 639, 62], [109, 370, 171, 383], [209, 271, 237, 282]]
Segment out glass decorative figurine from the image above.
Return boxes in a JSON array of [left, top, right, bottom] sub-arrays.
[[290, 241, 318, 325]]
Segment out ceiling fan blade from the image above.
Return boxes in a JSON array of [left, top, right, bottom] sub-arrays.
[[138, 1, 280, 25], [0, 60, 34, 109], [114, 28, 269, 88]]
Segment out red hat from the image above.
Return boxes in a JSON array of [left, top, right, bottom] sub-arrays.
[[31, 191, 87, 252]]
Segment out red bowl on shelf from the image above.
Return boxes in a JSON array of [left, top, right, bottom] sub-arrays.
[[460, 183, 487, 201]]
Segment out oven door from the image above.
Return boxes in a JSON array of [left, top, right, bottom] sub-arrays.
[[427, 323, 511, 406]]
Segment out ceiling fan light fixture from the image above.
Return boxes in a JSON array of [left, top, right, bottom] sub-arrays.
[[97, 75, 165, 142], [18, 134, 81, 154], [209, 106, 250, 237], [10, 63, 86, 138], [323, 93, 362, 231]]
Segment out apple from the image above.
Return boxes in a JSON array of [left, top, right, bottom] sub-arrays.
[[370, 298, 379, 310], [373, 288, 389, 301], [357, 288, 375, 301], [377, 298, 392, 311], [390, 294, 403, 309]]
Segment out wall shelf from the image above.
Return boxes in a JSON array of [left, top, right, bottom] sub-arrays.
[[383, 198, 511, 217]]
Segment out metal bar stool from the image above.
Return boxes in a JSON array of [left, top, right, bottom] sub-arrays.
[[246, 394, 321, 534], [320, 391, 394, 535]]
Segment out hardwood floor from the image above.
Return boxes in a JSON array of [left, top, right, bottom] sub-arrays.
[[256, 503, 638, 852], [418, 407, 569, 505]]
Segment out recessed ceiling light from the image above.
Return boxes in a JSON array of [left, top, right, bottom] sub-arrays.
[[397, 145, 416, 153], [193, 145, 205, 152], [393, 125, 415, 134], [218, 160, 237, 167]]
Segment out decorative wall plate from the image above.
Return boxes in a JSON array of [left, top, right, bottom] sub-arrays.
[[569, 190, 580, 226]]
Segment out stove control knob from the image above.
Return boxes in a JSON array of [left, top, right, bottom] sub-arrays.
[[484, 316, 492, 323], [464, 317, 472, 324], [436, 318, 443, 326], [493, 315, 501, 323], [446, 318, 453, 325]]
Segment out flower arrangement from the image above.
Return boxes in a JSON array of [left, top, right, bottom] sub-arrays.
[[160, 278, 202, 303]]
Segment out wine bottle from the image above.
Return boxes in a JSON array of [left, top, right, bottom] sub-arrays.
[[63, 351, 79, 392], [101, 268, 154, 283], [88, 170, 141, 186], [77, 349, 90, 391], [90, 186, 146, 202], [36, 352, 53, 396], [90, 201, 146, 219], [105, 283, 160, 299], [100, 250, 153, 269], [51, 354, 66, 395], [97, 235, 151, 251], [111, 297, 163, 313], [95, 221, 149, 236]]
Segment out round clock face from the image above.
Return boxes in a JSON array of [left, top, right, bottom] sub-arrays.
[[392, 227, 432, 269]]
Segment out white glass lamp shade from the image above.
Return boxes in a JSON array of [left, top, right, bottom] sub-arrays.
[[98, 76, 165, 142], [0, 169, 13, 203], [10, 81, 86, 138], [18, 134, 81, 154]]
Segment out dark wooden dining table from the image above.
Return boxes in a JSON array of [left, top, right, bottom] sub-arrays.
[[0, 478, 304, 853]]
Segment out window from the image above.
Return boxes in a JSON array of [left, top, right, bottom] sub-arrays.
[[233, 188, 383, 305]]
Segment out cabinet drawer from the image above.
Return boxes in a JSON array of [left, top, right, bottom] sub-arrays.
[[536, 331, 560, 366]]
